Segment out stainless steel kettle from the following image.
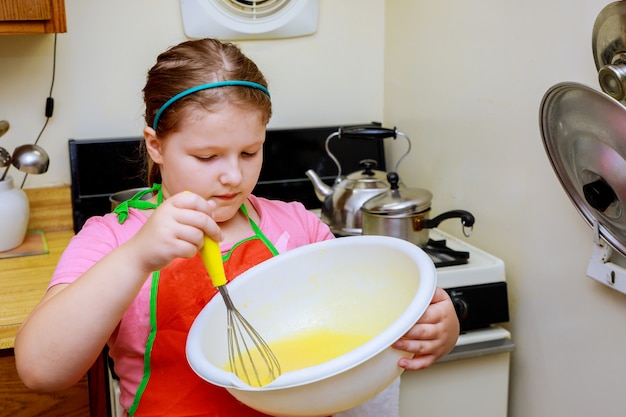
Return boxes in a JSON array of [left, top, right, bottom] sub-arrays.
[[305, 126, 411, 236]]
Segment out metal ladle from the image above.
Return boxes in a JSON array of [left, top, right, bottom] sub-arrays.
[[0, 144, 50, 181], [0, 147, 10, 168], [0, 121, 9, 138]]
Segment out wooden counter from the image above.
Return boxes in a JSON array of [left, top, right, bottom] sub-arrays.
[[0, 185, 96, 417], [0, 185, 74, 348], [0, 228, 74, 348]]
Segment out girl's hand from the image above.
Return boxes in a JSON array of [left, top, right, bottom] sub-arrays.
[[392, 287, 459, 370], [128, 191, 223, 273]]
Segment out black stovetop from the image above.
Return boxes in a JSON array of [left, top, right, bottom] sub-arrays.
[[423, 238, 470, 268]]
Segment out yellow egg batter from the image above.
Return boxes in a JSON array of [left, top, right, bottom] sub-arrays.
[[223, 328, 372, 387]]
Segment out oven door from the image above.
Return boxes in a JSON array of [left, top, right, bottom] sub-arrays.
[[399, 326, 514, 417]]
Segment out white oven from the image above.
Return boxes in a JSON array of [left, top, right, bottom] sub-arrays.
[[400, 229, 513, 417]]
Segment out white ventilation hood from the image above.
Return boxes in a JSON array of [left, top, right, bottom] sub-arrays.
[[180, 0, 319, 40]]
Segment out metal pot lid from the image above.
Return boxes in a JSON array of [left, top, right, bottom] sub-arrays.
[[540, 81, 626, 256], [361, 172, 432, 215]]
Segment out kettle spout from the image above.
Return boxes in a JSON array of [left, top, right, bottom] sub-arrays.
[[305, 169, 334, 202]]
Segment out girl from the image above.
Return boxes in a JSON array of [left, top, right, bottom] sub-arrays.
[[15, 38, 459, 416]]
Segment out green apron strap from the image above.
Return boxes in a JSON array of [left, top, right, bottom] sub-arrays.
[[240, 204, 279, 256], [113, 184, 162, 224]]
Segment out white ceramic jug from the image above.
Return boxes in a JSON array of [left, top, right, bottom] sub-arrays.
[[0, 176, 29, 252]]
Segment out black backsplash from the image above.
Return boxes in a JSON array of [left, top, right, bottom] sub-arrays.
[[69, 137, 148, 233], [69, 123, 386, 233]]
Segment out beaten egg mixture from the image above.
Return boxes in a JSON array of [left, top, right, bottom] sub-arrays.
[[224, 328, 372, 387]]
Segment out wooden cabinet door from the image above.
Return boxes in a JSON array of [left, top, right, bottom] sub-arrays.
[[0, 350, 90, 417], [0, 0, 66, 34]]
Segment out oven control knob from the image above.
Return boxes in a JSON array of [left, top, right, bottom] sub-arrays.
[[450, 294, 469, 321]]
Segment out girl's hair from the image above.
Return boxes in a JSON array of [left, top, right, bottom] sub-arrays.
[[142, 38, 272, 186]]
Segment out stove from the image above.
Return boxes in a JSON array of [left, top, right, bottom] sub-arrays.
[[398, 229, 512, 417], [311, 217, 508, 331], [429, 228, 509, 332]]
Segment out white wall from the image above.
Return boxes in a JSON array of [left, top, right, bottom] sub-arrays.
[[384, 1, 626, 416], [0, 0, 384, 188]]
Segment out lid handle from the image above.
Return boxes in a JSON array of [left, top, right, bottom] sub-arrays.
[[582, 178, 616, 212], [359, 159, 378, 176], [387, 172, 400, 190]]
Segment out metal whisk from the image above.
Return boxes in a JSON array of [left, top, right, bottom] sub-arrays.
[[200, 237, 281, 387]]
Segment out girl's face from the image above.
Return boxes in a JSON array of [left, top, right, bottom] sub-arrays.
[[144, 103, 266, 224]]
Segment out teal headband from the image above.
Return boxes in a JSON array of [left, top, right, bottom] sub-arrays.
[[152, 80, 271, 130]]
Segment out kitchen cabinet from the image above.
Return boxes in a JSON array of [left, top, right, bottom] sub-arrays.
[[0, 186, 108, 417], [0, 0, 66, 34], [0, 351, 90, 417]]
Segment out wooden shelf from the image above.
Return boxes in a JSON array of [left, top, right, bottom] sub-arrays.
[[0, 0, 67, 34]]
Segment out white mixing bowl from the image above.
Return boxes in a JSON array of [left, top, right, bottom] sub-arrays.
[[186, 235, 436, 417]]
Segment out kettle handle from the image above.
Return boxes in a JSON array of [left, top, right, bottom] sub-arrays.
[[338, 126, 398, 139], [325, 126, 412, 180]]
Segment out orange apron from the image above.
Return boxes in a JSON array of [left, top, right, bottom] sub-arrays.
[[115, 188, 280, 416]]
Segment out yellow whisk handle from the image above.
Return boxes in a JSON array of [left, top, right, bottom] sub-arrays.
[[200, 236, 227, 288]]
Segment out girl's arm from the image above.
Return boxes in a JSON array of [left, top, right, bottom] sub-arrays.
[[14, 192, 221, 391], [15, 243, 153, 390]]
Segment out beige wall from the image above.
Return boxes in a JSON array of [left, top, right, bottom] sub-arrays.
[[384, 1, 626, 416], [3, 0, 626, 416], [0, 0, 385, 187]]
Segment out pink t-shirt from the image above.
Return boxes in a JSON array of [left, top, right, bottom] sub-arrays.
[[50, 195, 333, 412]]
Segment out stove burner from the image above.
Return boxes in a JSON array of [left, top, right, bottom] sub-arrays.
[[424, 239, 470, 267], [332, 233, 471, 267]]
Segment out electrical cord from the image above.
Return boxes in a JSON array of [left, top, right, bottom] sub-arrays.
[[20, 33, 57, 189]]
